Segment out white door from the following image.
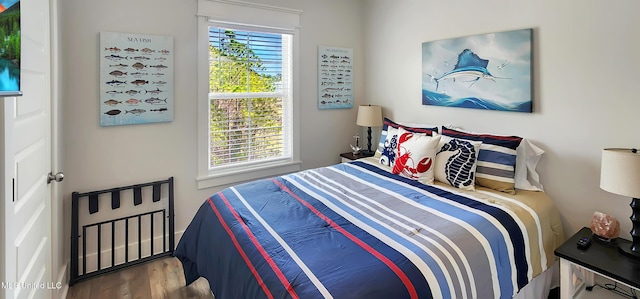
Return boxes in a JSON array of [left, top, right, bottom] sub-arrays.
[[2, 0, 55, 297]]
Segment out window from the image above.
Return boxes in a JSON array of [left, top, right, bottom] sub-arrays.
[[208, 28, 291, 168], [197, 0, 301, 188]]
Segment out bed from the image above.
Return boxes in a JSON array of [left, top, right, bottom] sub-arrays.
[[175, 156, 564, 299]]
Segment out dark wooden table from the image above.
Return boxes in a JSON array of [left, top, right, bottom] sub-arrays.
[[554, 227, 640, 298]]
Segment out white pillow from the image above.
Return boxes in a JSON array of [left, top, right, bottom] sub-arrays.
[[392, 128, 441, 184], [433, 133, 482, 191], [514, 139, 545, 191]]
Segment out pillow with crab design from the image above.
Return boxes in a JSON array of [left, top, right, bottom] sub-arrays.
[[377, 118, 438, 168], [391, 128, 441, 185]]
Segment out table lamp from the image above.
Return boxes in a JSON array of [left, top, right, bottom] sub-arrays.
[[356, 105, 383, 156], [600, 148, 640, 259]]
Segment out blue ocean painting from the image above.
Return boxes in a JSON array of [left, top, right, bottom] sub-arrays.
[[422, 29, 532, 113]]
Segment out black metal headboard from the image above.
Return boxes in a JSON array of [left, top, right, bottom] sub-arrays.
[[70, 177, 174, 286]]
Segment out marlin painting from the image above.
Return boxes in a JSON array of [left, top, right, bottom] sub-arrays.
[[421, 28, 533, 113], [430, 49, 500, 91]]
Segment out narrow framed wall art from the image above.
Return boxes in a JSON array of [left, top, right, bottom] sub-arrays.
[[0, 0, 21, 96], [100, 31, 174, 126], [318, 46, 353, 109]]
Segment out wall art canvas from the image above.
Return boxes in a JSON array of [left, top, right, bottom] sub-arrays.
[[100, 31, 173, 126], [318, 46, 353, 109], [0, 0, 21, 96], [422, 28, 532, 113]]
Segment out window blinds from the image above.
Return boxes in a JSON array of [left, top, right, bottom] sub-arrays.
[[208, 27, 292, 168]]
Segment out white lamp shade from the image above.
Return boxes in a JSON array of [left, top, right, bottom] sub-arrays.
[[600, 148, 640, 198], [356, 105, 383, 127]]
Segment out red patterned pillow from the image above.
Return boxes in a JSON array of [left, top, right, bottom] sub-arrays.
[[392, 128, 441, 184]]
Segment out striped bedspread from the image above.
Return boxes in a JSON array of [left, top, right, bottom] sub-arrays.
[[175, 159, 563, 299]]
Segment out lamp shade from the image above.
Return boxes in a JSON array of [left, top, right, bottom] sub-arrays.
[[356, 105, 383, 127], [600, 148, 640, 198]]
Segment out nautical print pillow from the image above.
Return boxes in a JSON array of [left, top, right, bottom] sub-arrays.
[[379, 126, 400, 167], [433, 133, 482, 191], [376, 118, 438, 160], [391, 128, 441, 184], [442, 127, 522, 194]]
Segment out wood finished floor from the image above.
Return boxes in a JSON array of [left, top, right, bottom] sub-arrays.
[[66, 257, 214, 299]]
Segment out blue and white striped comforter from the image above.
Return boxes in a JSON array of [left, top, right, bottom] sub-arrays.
[[175, 160, 559, 299]]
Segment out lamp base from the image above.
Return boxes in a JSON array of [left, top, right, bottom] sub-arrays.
[[619, 244, 640, 260], [621, 197, 640, 260], [360, 150, 375, 157]]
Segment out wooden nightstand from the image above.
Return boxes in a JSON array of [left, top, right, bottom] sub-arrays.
[[554, 227, 640, 298], [340, 152, 373, 163]]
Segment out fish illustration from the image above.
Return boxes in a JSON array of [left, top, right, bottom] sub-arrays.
[[131, 80, 149, 86], [109, 70, 127, 77], [126, 109, 146, 115], [130, 72, 148, 76], [105, 54, 127, 61], [109, 63, 128, 68], [104, 99, 121, 106], [105, 90, 123, 94], [124, 48, 138, 53], [145, 97, 167, 104], [105, 47, 121, 52], [132, 56, 150, 61], [149, 65, 168, 69], [145, 88, 164, 95], [430, 49, 507, 91], [104, 109, 121, 116], [151, 108, 168, 112], [125, 98, 142, 104], [155, 57, 167, 61], [152, 81, 167, 85], [151, 73, 165, 76], [141, 48, 155, 54], [159, 50, 170, 54], [132, 62, 146, 70], [106, 80, 126, 86], [125, 89, 141, 95]]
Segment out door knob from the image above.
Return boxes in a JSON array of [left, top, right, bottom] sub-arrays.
[[47, 172, 64, 184]]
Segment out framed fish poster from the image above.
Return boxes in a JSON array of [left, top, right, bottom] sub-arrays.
[[0, 0, 22, 96], [318, 46, 353, 109], [99, 31, 173, 126], [422, 28, 532, 113]]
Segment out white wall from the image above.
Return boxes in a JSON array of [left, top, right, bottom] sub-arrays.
[[362, 0, 640, 238], [59, 0, 364, 260]]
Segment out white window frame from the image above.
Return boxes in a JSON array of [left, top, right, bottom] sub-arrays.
[[196, 0, 302, 189]]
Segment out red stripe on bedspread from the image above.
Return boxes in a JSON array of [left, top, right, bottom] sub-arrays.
[[207, 196, 275, 299], [272, 178, 419, 299], [213, 193, 301, 299]]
